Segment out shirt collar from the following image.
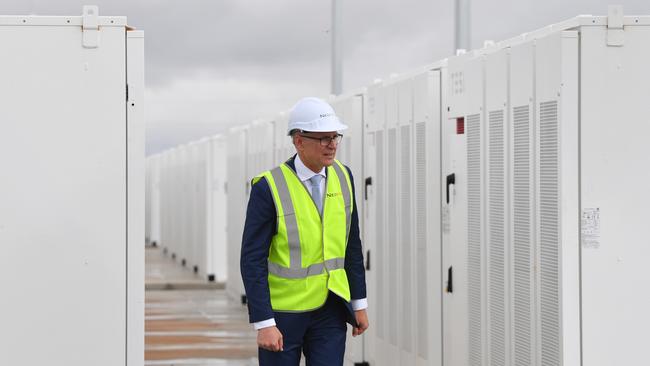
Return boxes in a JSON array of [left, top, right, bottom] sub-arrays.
[[294, 154, 326, 183]]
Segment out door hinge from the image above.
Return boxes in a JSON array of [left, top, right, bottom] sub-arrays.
[[82, 5, 100, 49], [607, 5, 624, 47]]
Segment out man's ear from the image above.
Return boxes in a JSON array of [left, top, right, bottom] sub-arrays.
[[293, 135, 303, 152]]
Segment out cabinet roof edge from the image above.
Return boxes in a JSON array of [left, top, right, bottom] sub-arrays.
[[0, 15, 127, 27]]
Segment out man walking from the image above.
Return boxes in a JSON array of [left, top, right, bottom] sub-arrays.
[[240, 97, 369, 365]]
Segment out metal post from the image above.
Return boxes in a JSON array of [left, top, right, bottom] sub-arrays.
[[455, 0, 471, 52], [331, 0, 343, 95]]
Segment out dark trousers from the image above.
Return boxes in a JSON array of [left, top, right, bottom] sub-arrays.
[[258, 292, 347, 366]]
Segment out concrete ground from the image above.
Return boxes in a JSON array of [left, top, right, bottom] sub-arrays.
[[145, 247, 258, 365]]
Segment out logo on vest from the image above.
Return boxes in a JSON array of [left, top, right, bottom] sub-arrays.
[[326, 192, 342, 198]]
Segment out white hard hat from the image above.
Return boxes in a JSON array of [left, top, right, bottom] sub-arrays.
[[287, 97, 348, 136]]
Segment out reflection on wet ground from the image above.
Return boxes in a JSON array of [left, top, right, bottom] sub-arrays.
[[145, 247, 258, 365]]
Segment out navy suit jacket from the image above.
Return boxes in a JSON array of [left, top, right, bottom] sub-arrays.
[[240, 155, 367, 326]]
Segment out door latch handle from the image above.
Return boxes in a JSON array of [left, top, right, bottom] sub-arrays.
[[364, 177, 372, 200], [446, 173, 455, 204], [365, 250, 371, 271]]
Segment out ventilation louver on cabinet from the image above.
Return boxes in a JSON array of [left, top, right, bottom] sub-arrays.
[[400, 125, 413, 352], [513, 105, 533, 366], [539, 100, 561, 366], [466, 113, 483, 366], [488, 110, 506, 366]]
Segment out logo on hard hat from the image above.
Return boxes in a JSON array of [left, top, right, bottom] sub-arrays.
[[320, 113, 333, 118]]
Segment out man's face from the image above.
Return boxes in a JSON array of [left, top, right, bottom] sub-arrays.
[[294, 131, 340, 170]]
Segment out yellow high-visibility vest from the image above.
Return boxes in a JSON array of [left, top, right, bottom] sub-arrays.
[[252, 159, 353, 311]]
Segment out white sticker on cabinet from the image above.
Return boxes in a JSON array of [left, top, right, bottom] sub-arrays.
[[581, 207, 601, 249]]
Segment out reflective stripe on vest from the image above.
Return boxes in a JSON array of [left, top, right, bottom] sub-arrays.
[[255, 159, 353, 311], [267, 257, 346, 279]]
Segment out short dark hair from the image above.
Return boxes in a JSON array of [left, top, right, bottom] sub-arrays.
[[289, 129, 301, 137]]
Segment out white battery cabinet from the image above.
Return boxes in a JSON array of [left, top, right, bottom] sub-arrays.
[[145, 154, 161, 246], [159, 147, 177, 259], [226, 125, 250, 303], [441, 13, 650, 366], [363, 67, 443, 366], [257, 119, 277, 169], [207, 135, 228, 283], [127, 29, 145, 366], [158, 152, 169, 252], [146, 157, 152, 244], [189, 135, 230, 283], [330, 91, 365, 180], [273, 113, 286, 163], [247, 119, 276, 190], [146, 154, 162, 247], [154, 135, 228, 283], [0, 7, 144, 366], [189, 139, 209, 275], [176, 144, 193, 268], [274, 111, 294, 164], [155, 142, 198, 275], [169, 146, 185, 263]]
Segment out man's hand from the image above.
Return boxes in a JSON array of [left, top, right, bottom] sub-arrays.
[[352, 309, 369, 337], [258, 326, 284, 352]]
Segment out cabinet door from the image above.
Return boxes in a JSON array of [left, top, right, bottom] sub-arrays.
[[442, 54, 485, 366], [0, 24, 127, 365], [413, 70, 443, 366], [579, 24, 650, 366]]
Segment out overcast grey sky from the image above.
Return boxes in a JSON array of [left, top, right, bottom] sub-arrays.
[[2, 0, 648, 154]]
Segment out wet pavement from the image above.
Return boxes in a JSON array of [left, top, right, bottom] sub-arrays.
[[146, 247, 258, 365]]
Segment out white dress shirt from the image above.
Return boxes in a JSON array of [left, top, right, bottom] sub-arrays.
[[254, 155, 368, 330]]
